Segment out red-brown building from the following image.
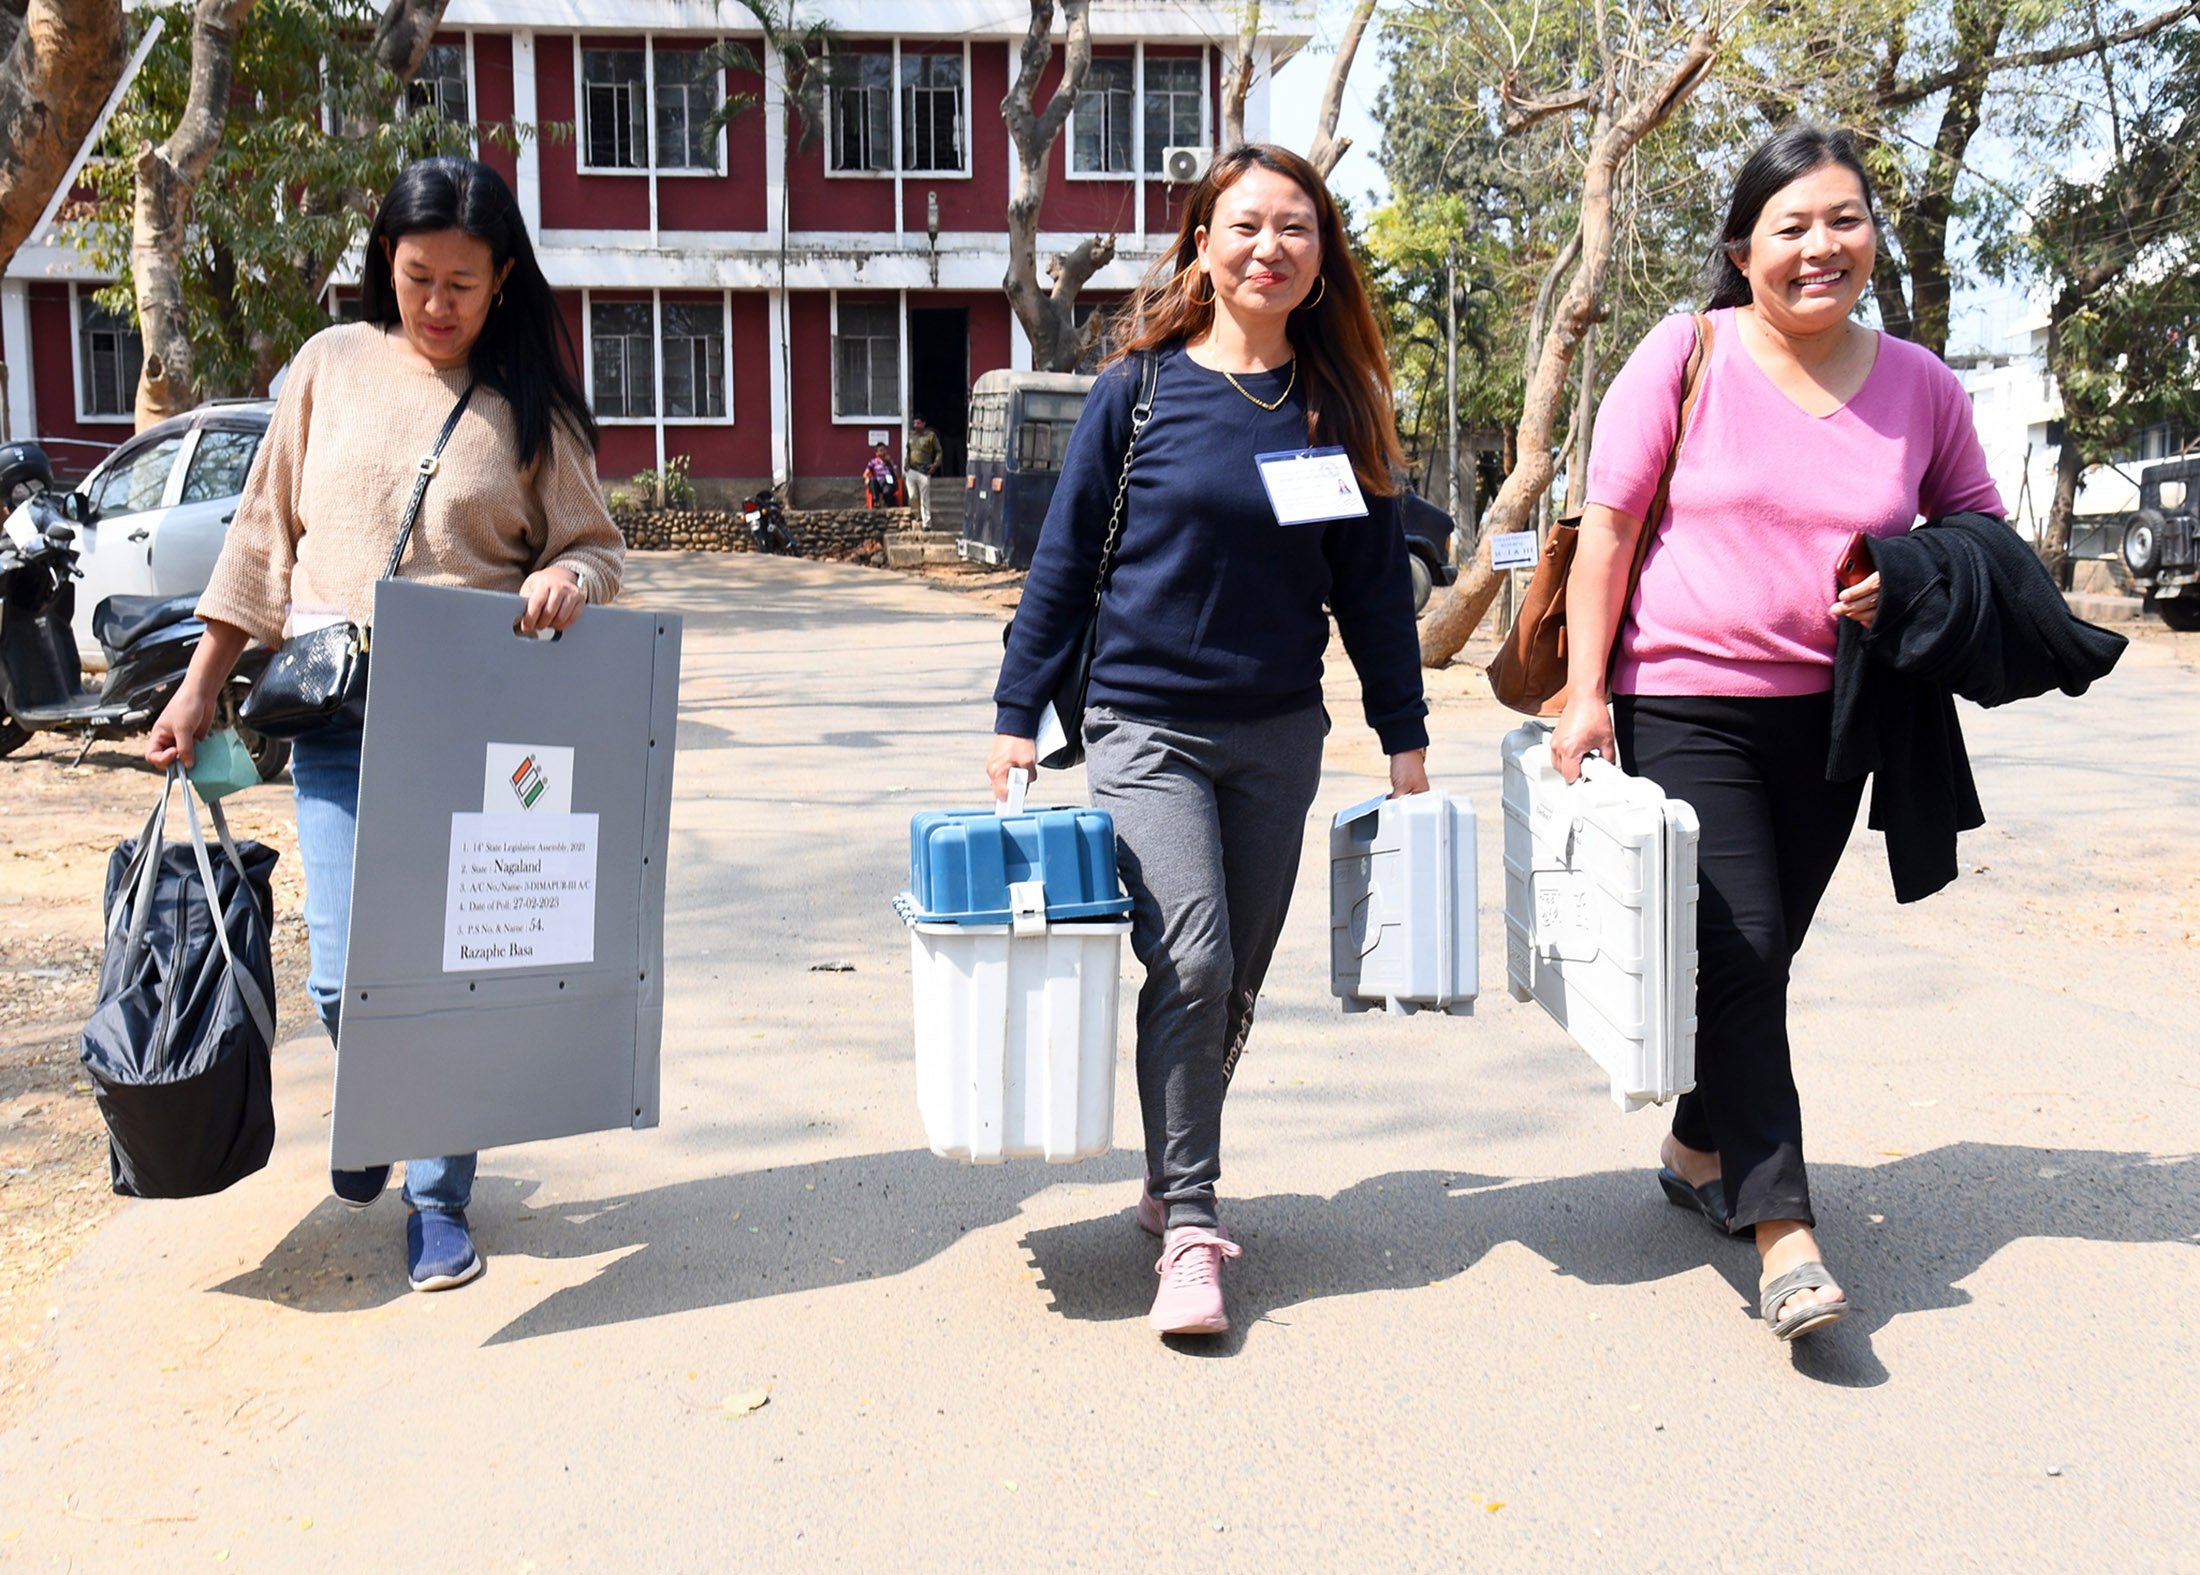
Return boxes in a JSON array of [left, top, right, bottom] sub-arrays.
[[1, 2, 1304, 504]]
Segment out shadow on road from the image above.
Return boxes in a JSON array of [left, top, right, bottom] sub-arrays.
[[211, 1142, 2194, 1382]]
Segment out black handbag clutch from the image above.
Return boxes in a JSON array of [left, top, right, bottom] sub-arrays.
[[239, 383, 476, 740]]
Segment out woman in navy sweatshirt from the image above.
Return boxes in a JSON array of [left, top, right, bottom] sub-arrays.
[[989, 143, 1430, 1337]]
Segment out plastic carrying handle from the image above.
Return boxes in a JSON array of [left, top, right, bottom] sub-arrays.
[[996, 765, 1029, 817], [111, 766, 276, 1048]]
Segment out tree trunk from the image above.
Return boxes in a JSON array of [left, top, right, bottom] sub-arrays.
[[1220, 2, 1260, 151], [2042, 429, 2082, 592], [1002, 0, 1114, 372], [1892, 0, 2006, 356], [131, 0, 258, 428], [1418, 28, 1719, 668], [0, 0, 127, 278], [372, 0, 450, 78], [1305, 0, 1376, 179]]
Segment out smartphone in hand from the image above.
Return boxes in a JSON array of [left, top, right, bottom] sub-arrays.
[[1835, 530, 1875, 591]]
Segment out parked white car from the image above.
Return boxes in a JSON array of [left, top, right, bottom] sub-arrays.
[[65, 400, 272, 670]]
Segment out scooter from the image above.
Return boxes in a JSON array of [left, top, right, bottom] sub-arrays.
[[0, 442, 287, 777], [740, 488, 795, 555]]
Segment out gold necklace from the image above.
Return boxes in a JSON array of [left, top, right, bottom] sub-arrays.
[[1219, 359, 1296, 411]]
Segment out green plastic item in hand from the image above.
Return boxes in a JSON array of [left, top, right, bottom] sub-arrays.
[[185, 727, 262, 802]]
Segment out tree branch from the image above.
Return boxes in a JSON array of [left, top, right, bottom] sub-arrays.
[[1499, 75, 1596, 135], [1307, 0, 1376, 177], [0, 0, 127, 275], [372, 0, 451, 79], [1876, 0, 2200, 109]]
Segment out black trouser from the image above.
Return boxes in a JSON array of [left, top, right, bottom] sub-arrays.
[[1614, 693, 1864, 1232]]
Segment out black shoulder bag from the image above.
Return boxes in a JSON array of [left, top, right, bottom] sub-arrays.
[[239, 381, 478, 739], [1024, 352, 1160, 769]]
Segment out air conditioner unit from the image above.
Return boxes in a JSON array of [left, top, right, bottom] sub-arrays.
[[1162, 146, 1212, 185]]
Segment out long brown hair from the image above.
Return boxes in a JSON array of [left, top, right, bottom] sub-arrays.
[[1113, 143, 1404, 495]]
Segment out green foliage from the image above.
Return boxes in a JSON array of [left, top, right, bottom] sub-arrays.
[[631, 455, 697, 510], [69, 0, 518, 398], [700, 0, 851, 155], [1992, 24, 2200, 463]]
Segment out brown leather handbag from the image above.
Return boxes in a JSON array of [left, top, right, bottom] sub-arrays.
[[1486, 314, 1713, 717]]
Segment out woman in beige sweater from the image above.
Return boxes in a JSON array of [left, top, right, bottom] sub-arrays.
[[149, 158, 624, 1292]]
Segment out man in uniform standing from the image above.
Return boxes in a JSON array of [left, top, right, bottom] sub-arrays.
[[906, 413, 944, 529]]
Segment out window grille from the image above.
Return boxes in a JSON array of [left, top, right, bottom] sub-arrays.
[[405, 41, 470, 121], [901, 54, 964, 172], [78, 298, 143, 418], [583, 49, 648, 169], [834, 301, 901, 418], [661, 302, 727, 419], [1070, 58, 1133, 174], [831, 52, 893, 172], [1142, 58, 1203, 173], [591, 302, 655, 418]]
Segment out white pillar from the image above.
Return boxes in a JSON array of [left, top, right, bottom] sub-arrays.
[[0, 280, 34, 445], [1244, 41, 1274, 144], [513, 32, 542, 236], [1010, 312, 1032, 373], [768, 289, 791, 488]]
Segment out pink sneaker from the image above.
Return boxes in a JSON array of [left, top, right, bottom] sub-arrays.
[[1149, 1226, 1242, 1335]]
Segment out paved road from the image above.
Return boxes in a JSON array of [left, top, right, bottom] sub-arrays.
[[5, 555, 2196, 1569]]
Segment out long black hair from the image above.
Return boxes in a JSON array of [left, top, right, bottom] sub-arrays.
[[360, 157, 596, 467], [1706, 126, 1879, 310]]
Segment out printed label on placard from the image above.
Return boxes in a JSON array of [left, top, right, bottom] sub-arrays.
[[1530, 868, 1600, 963], [1255, 447, 1369, 525], [443, 812, 598, 972], [1490, 530, 1541, 570], [483, 742, 574, 815]]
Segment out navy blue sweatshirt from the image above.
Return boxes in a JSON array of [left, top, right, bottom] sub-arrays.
[[993, 346, 1430, 755]]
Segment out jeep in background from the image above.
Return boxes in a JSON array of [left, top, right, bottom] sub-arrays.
[[2121, 456, 2200, 631]]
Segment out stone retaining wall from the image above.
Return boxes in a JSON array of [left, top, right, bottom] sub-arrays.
[[612, 505, 915, 567]]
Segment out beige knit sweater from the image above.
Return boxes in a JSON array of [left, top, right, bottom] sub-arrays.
[[197, 322, 626, 645]]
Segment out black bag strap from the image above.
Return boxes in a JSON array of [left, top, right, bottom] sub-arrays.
[[1086, 352, 1160, 620], [380, 381, 479, 581]]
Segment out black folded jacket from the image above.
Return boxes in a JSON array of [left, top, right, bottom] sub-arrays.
[[1829, 512, 2127, 903]]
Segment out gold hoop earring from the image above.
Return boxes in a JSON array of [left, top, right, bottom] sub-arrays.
[[1298, 275, 1328, 310], [1188, 270, 1215, 307]]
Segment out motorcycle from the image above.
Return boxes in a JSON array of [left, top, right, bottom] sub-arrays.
[[740, 489, 795, 555], [0, 441, 287, 777]]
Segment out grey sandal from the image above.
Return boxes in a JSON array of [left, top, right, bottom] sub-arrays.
[[1760, 1261, 1852, 1342]]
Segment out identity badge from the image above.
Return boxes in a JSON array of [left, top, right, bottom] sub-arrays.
[[1255, 447, 1369, 526]]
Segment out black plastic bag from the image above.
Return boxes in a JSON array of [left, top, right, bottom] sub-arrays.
[[79, 768, 279, 1199]]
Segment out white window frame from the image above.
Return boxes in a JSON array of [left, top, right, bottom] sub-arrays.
[[659, 296, 732, 422], [70, 282, 141, 426], [650, 40, 730, 177], [824, 43, 896, 180], [579, 290, 736, 429], [576, 36, 727, 178], [1064, 52, 1136, 180], [829, 291, 903, 423], [1140, 50, 1207, 176], [899, 44, 972, 178], [399, 32, 479, 155]]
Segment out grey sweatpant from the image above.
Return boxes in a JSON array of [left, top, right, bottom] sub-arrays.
[[1083, 702, 1326, 1230]]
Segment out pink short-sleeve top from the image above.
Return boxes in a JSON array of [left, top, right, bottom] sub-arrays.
[[1583, 306, 2005, 697]]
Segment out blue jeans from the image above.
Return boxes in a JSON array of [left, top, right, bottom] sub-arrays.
[[290, 718, 476, 1213]]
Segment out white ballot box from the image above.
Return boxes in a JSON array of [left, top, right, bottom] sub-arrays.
[[1329, 790, 1479, 1016], [1501, 724, 1698, 1111], [330, 582, 681, 1168]]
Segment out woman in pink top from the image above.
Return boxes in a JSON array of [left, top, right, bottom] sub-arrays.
[[1552, 127, 2003, 1342]]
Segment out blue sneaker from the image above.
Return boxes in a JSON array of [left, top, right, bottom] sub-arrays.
[[405, 1209, 484, 1292], [331, 1164, 392, 1209]]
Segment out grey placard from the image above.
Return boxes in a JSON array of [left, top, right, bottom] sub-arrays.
[[330, 581, 681, 1168]]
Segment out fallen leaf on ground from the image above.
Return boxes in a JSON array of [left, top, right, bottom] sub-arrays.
[[720, 1390, 770, 1418]]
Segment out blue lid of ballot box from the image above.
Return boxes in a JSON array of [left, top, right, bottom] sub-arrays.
[[907, 804, 1131, 924]]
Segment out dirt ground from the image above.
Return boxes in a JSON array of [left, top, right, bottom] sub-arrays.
[[0, 739, 315, 1427], [3, 593, 2192, 1439]]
